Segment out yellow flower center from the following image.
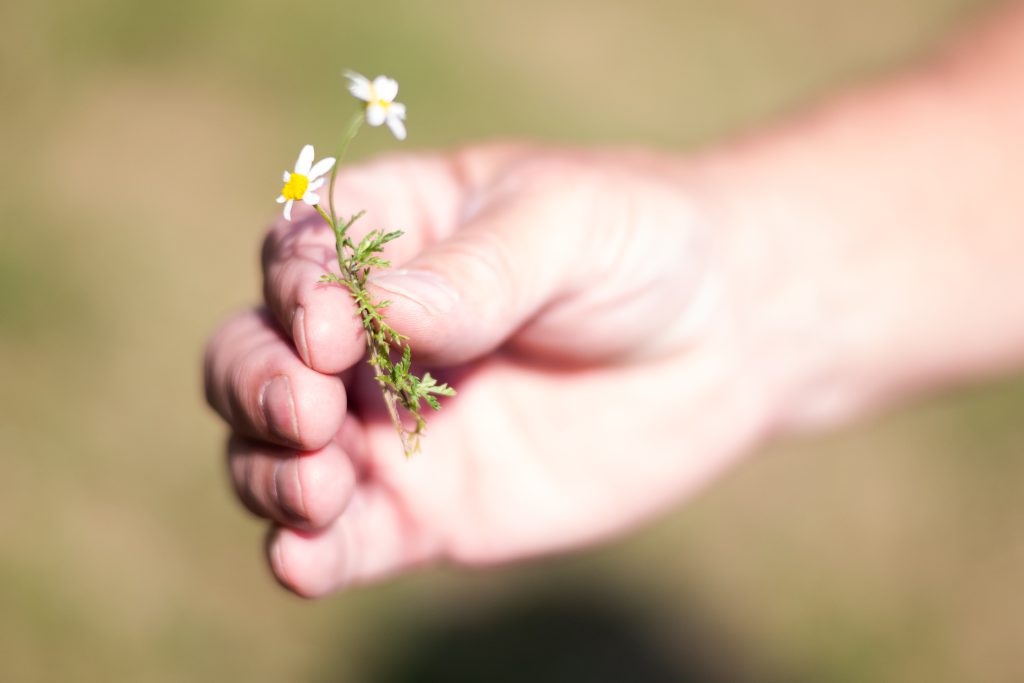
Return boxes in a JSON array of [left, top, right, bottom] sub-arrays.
[[368, 85, 390, 110], [281, 173, 309, 201]]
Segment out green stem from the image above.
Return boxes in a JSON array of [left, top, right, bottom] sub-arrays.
[[313, 204, 348, 272], [312, 110, 429, 457], [315, 201, 415, 454], [313, 203, 334, 230], [328, 112, 365, 228]]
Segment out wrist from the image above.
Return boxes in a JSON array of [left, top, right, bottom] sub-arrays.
[[694, 101, 1024, 437]]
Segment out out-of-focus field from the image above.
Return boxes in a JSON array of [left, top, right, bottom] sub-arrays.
[[2, 0, 1021, 681]]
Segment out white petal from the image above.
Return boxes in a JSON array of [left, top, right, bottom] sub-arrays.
[[308, 157, 335, 181], [276, 195, 286, 203], [282, 170, 290, 182], [345, 70, 371, 101], [386, 113, 407, 141], [388, 101, 406, 119], [307, 177, 325, 191], [373, 76, 398, 103], [294, 144, 314, 175], [283, 199, 294, 221], [302, 191, 320, 205], [366, 103, 386, 127]]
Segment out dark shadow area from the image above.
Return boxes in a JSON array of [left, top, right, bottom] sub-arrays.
[[321, 581, 765, 683]]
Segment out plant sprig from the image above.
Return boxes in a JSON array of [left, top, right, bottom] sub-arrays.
[[282, 72, 453, 457], [314, 203, 454, 455]]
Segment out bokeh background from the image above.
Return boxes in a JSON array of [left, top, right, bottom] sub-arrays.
[[3, 0, 1022, 680]]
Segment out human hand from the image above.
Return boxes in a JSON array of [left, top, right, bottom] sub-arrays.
[[204, 143, 789, 597]]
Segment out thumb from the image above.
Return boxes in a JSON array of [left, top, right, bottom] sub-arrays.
[[367, 191, 586, 365]]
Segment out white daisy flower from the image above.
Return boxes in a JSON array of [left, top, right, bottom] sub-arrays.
[[345, 71, 407, 141], [276, 144, 335, 221]]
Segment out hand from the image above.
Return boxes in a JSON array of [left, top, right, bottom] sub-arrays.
[[204, 143, 783, 597]]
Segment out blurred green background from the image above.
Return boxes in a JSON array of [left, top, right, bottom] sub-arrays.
[[3, 0, 1022, 681]]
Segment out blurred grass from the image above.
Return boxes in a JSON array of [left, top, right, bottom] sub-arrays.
[[1, 0, 1020, 681]]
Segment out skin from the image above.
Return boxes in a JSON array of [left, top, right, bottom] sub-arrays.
[[204, 6, 1024, 598]]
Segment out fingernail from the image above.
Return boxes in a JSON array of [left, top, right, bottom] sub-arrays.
[[368, 269, 459, 315], [293, 306, 311, 366], [270, 536, 287, 581], [260, 375, 300, 443], [274, 458, 308, 523]]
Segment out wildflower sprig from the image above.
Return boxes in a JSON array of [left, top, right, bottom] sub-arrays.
[[278, 71, 453, 457]]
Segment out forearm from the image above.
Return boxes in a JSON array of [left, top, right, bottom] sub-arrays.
[[698, 4, 1024, 431]]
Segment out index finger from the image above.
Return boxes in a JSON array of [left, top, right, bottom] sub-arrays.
[[261, 144, 540, 373], [261, 152, 466, 374]]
